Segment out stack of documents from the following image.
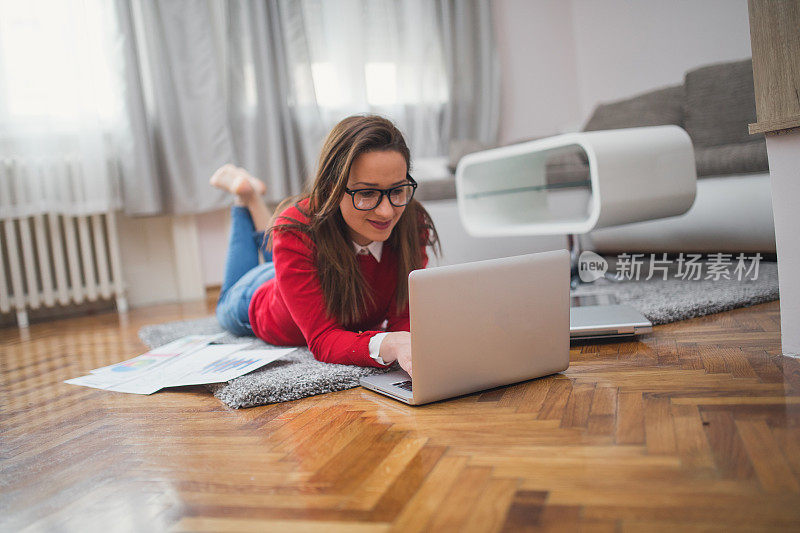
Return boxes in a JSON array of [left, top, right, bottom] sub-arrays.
[[65, 335, 296, 394]]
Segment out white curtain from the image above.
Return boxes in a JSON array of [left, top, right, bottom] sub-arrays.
[[114, 0, 239, 215], [287, 0, 450, 160], [0, 0, 128, 217], [224, 0, 320, 206]]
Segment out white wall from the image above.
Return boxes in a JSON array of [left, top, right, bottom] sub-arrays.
[[493, 0, 582, 143], [196, 208, 230, 287], [495, 0, 754, 143], [117, 213, 205, 307], [117, 214, 187, 306], [570, 0, 753, 120]]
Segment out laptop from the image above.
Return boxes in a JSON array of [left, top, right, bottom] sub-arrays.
[[570, 294, 653, 340], [360, 249, 571, 405]]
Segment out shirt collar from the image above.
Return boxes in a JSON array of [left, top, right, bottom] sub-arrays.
[[353, 240, 383, 262]]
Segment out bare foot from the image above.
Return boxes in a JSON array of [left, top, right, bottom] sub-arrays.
[[231, 175, 256, 205], [210, 164, 267, 196]]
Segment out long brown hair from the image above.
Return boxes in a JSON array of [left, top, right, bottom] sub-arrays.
[[268, 115, 440, 328]]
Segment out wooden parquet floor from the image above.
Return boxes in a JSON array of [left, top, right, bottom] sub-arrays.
[[1, 298, 799, 532]]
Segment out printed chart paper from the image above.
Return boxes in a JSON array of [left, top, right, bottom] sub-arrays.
[[169, 348, 296, 387], [65, 336, 297, 394], [106, 344, 251, 394], [89, 335, 223, 375]]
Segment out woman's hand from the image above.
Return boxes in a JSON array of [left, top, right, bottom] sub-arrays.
[[379, 331, 412, 377]]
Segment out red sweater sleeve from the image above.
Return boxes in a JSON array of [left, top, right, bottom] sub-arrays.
[[271, 228, 386, 367], [385, 240, 430, 332]]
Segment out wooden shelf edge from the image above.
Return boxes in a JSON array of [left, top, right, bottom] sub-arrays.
[[749, 115, 800, 135]]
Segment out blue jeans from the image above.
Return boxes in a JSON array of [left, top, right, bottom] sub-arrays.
[[216, 206, 276, 337]]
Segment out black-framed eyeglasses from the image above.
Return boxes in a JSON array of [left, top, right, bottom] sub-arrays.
[[344, 174, 417, 211]]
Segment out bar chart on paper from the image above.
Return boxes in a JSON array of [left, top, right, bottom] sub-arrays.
[[201, 357, 262, 374], [170, 349, 295, 387]]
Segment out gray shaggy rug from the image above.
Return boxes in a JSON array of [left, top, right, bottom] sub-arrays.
[[139, 260, 778, 409], [138, 317, 388, 408]]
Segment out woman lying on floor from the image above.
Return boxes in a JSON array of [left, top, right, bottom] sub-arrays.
[[211, 115, 439, 377]]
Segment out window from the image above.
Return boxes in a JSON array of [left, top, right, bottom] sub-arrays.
[[0, 0, 126, 215], [0, 0, 124, 135]]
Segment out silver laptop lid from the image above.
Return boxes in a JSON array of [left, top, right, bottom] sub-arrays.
[[408, 249, 570, 405]]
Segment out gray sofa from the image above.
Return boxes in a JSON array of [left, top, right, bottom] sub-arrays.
[[420, 58, 776, 254]]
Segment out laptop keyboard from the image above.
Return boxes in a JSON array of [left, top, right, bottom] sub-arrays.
[[393, 380, 412, 392]]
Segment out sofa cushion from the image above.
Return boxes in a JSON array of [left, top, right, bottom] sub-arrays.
[[415, 177, 457, 202], [545, 149, 590, 185], [447, 139, 496, 173], [583, 85, 684, 131], [684, 59, 761, 147], [694, 139, 769, 177]]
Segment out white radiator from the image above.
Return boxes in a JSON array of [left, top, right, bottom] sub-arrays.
[[0, 157, 127, 327]]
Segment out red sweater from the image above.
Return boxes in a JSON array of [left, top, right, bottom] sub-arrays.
[[248, 200, 428, 367]]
